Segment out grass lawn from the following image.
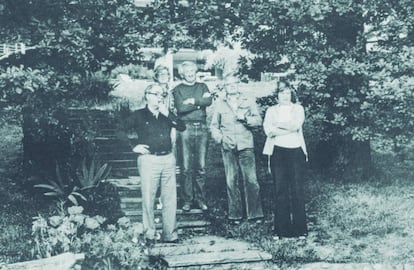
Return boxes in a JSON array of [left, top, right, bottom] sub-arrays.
[[205, 128, 414, 269], [1, 81, 413, 268], [203, 81, 414, 267], [0, 124, 47, 264]]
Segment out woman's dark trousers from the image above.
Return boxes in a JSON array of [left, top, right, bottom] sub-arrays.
[[270, 146, 307, 237]]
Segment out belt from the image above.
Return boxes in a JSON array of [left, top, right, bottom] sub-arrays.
[[185, 121, 205, 126], [150, 150, 171, 156]]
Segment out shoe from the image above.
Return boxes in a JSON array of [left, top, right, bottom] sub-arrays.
[[182, 203, 191, 212], [163, 238, 180, 244], [249, 218, 264, 224], [229, 219, 241, 225], [197, 201, 208, 211]]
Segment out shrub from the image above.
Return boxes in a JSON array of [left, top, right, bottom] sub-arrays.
[[34, 166, 87, 206], [31, 206, 149, 269], [81, 182, 124, 225]]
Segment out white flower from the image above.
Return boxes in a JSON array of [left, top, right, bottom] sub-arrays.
[[68, 206, 84, 215], [84, 217, 100, 230], [49, 216, 63, 227]]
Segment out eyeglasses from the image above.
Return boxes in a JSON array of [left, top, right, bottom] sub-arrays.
[[147, 92, 168, 98]]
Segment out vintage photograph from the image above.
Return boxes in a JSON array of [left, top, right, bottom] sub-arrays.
[[1, 0, 413, 269]]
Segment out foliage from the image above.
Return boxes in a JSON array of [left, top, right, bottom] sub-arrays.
[[0, 66, 56, 109], [0, 0, 142, 161], [365, 46, 414, 154], [34, 158, 111, 206], [247, 1, 412, 137], [81, 182, 124, 225], [34, 166, 87, 206], [0, 0, 146, 69], [3, 0, 412, 159], [77, 159, 111, 190], [137, 0, 241, 50], [205, 0, 414, 178], [31, 206, 149, 269]]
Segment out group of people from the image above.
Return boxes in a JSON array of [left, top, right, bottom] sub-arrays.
[[120, 61, 308, 243]]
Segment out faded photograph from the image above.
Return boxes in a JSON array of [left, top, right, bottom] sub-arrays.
[[1, 1, 413, 269]]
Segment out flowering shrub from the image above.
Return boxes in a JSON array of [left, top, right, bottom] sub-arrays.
[[32, 206, 148, 269]]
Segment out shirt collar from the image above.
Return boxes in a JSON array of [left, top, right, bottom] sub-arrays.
[[145, 105, 160, 119]]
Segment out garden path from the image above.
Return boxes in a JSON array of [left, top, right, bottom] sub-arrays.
[[148, 235, 274, 269]]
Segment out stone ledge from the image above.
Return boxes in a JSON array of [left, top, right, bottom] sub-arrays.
[[4, 253, 84, 270]]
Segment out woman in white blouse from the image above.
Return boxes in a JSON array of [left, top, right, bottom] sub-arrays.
[[263, 81, 308, 240]]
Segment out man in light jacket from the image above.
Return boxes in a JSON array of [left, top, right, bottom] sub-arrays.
[[210, 76, 264, 225]]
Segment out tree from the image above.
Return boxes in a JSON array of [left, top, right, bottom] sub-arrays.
[[2, 0, 413, 180], [0, 0, 155, 180], [228, 0, 414, 179]]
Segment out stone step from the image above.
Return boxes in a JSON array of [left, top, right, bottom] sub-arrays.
[[150, 241, 252, 257], [106, 177, 141, 188], [110, 167, 139, 177], [97, 145, 134, 154], [116, 186, 182, 197], [7, 252, 85, 270], [94, 137, 130, 146], [151, 236, 273, 269], [118, 189, 142, 198], [67, 108, 114, 115], [120, 196, 143, 203], [122, 209, 204, 216], [66, 119, 117, 130], [162, 250, 272, 268], [94, 135, 117, 140], [128, 218, 210, 229], [96, 128, 118, 136], [106, 159, 137, 168], [99, 151, 137, 160]]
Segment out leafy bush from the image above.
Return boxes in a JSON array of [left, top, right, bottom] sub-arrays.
[[34, 159, 112, 208], [81, 182, 124, 225], [31, 206, 149, 269], [0, 62, 117, 183], [77, 159, 111, 190], [74, 72, 114, 104], [34, 166, 87, 206], [0, 66, 56, 109]]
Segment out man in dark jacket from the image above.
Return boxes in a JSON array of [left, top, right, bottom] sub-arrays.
[[122, 84, 185, 243]]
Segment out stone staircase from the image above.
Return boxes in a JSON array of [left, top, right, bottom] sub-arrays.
[[66, 108, 276, 269], [67, 108, 210, 230]]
